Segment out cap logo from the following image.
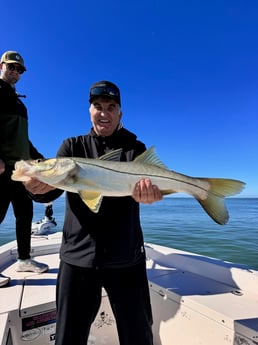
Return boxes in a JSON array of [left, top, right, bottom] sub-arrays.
[[15, 54, 21, 61]]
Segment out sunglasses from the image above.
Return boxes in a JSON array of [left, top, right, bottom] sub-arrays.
[[90, 86, 120, 98], [5, 63, 25, 75]]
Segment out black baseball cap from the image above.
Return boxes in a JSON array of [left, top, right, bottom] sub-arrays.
[[89, 80, 121, 106]]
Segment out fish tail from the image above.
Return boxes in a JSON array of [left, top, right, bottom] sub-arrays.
[[196, 178, 245, 225]]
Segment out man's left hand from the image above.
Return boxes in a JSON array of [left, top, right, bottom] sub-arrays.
[[132, 179, 163, 204]]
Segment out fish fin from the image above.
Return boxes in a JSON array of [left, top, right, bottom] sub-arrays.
[[134, 146, 168, 169], [99, 149, 123, 161], [160, 189, 177, 196], [196, 178, 245, 225], [79, 191, 103, 213]]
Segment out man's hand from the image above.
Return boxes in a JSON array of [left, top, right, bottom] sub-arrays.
[[23, 177, 56, 194], [0, 159, 5, 175], [132, 178, 163, 204]]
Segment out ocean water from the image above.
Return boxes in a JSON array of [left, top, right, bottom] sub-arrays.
[[0, 197, 257, 270], [141, 197, 258, 270]]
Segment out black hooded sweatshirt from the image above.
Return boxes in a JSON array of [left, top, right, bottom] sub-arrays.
[[33, 127, 147, 268]]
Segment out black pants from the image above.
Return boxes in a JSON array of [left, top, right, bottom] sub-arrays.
[[0, 169, 32, 259], [55, 260, 153, 345]]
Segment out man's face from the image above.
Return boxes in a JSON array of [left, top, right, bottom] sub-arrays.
[[0, 63, 23, 85], [89, 97, 122, 137]]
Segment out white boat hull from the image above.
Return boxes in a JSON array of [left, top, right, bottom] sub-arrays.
[[0, 233, 257, 345]]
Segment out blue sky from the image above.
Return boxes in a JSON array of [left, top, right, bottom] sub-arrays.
[[2, 0, 257, 196]]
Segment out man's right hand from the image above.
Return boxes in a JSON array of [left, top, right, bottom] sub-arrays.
[[23, 177, 56, 194]]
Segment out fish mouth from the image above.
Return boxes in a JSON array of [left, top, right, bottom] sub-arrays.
[[11, 161, 35, 181], [12, 167, 33, 181], [12, 159, 51, 181]]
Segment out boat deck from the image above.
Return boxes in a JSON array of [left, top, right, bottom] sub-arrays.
[[0, 233, 257, 345]]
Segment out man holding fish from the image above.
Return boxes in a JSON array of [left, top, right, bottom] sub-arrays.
[[23, 81, 163, 345]]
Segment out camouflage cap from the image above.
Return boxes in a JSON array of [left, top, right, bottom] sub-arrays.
[[0, 51, 26, 71]]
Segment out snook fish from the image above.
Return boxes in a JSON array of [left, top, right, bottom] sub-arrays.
[[11, 147, 245, 225]]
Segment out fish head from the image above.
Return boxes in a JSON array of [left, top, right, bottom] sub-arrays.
[[12, 158, 77, 185]]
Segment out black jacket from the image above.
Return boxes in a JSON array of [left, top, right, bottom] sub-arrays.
[[34, 127, 147, 268], [0, 79, 43, 166]]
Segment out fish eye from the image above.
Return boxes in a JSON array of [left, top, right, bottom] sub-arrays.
[[36, 159, 43, 163]]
